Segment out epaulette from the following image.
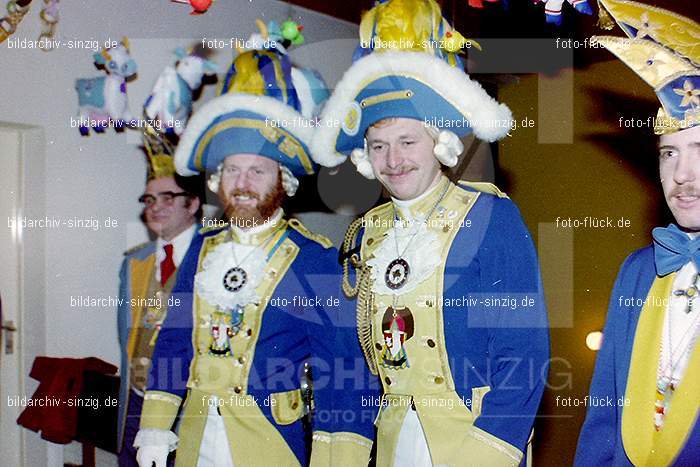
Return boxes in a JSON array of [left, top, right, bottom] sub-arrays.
[[123, 241, 149, 256], [362, 201, 393, 220], [287, 218, 332, 249], [458, 181, 509, 198], [199, 223, 227, 235]]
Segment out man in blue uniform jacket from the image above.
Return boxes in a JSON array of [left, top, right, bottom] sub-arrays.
[[576, 1, 700, 465], [117, 154, 202, 467], [133, 30, 377, 467], [310, 1, 550, 465]]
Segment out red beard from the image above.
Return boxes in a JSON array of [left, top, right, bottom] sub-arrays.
[[220, 179, 285, 227]]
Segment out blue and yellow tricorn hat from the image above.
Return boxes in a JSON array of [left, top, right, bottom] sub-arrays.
[[311, 0, 512, 167], [175, 21, 329, 177], [594, 0, 699, 134]]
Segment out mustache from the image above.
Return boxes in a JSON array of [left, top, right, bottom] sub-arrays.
[[382, 165, 416, 176], [227, 189, 260, 200], [669, 187, 698, 198]]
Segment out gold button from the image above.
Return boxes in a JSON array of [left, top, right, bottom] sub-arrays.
[[434, 376, 444, 385], [247, 329, 253, 337], [427, 339, 436, 348], [372, 215, 379, 222], [375, 343, 382, 351], [234, 386, 242, 394], [463, 196, 470, 204], [367, 238, 374, 246], [193, 378, 199, 386], [442, 225, 450, 233], [291, 402, 299, 410], [237, 356, 246, 364], [426, 300, 433, 307], [384, 376, 392, 386]]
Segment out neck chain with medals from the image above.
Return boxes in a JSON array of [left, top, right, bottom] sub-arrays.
[[221, 228, 278, 333], [384, 181, 450, 307], [654, 280, 700, 430]]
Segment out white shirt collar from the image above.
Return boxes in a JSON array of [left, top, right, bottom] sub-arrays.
[[391, 177, 444, 218]]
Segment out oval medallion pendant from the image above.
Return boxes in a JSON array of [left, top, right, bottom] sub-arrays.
[[385, 258, 410, 290], [223, 267, 248, 292]]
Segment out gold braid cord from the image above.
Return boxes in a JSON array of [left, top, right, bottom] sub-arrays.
[[342, 218, 378, 376]]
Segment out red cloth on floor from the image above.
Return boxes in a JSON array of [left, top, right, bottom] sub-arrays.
[[17, 356, 117, 444]]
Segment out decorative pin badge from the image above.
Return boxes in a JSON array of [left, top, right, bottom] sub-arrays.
[[379, 306, 414, 370]]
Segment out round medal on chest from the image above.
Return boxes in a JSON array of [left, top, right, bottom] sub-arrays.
[[385, 258, 410, 290], [223, 266, 248, 292]]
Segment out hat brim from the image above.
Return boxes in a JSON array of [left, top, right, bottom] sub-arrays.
[[175, 94, 316, 177], [311, 51, 513, 168]]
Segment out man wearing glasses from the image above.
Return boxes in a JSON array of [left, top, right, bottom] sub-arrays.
[[117, 154, 202, 467]]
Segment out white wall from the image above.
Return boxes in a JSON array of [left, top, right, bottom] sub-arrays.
[[1, 1, 357, 464]]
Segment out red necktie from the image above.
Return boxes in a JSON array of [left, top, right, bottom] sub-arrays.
[[160, 244, 176, 286]]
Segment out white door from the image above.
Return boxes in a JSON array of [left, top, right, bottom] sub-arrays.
[[0, 123, 47, 467]]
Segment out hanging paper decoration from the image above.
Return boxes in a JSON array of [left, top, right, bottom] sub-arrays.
[[532, 0, 593, 26], [74, 38, 138, 135], [37, 0, 58, 51], [143, 44, 218, 135], [0, 0, 32, 44], [171, 0, 213, 15]]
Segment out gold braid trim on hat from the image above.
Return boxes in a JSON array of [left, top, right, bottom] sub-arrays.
[[342, 218, 378, 375], [597, 0, 615, 30]]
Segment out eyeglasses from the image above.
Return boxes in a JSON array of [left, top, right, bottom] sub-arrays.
[[138, 191, 190, 208]]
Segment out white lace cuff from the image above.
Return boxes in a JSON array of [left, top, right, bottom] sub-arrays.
[[133, 428, 178, 452]]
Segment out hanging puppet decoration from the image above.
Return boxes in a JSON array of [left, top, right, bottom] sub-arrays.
[[37, 0, 58, 50], [467, 0, 500, 8], [0, 0, 32, 44], [532, 0, 593, 26], [74, 38, 138, 135], [171, 0, 213, 15], [143, 43, 218, 135]]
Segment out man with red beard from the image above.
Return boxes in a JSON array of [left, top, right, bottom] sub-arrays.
[[133, 31, 377, 467], [576, 1, 700, 465]]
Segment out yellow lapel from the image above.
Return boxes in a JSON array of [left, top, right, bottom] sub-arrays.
[[622, 273, 700, 465], [126, 254, 156, 359]]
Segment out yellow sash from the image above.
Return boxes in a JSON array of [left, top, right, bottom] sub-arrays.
[[622, 274, 700, 465], [126, 254, 156, 359]]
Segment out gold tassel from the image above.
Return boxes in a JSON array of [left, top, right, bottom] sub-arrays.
[[597, 0, 615, 30], [341, 218, 378, 375]]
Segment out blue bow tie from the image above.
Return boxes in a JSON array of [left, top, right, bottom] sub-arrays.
[[652, 224, 700, 276]]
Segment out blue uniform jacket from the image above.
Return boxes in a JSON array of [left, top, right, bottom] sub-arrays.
[[575, 246, 700, 466], [355, 186, 551, 459], [117, 241, 156, 451], [146, 226, 378, 464]]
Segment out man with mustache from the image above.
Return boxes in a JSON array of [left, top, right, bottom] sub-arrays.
[[575, 1, 700, 465], [117, 151, 202, 467], [311, 1, 550, 465], [133, 33, 376, 467]]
